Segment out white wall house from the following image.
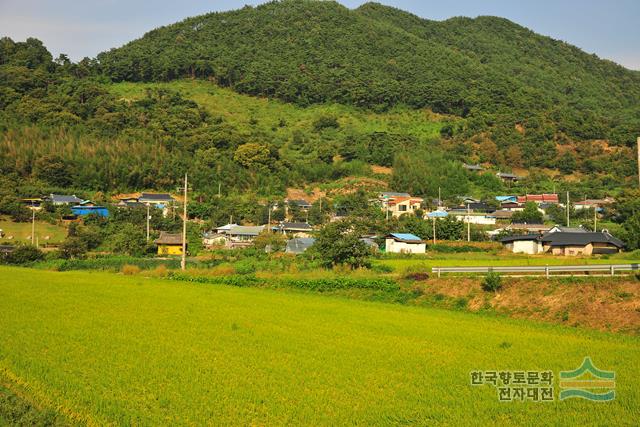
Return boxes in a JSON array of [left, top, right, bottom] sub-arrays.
[[451, 213, 496, 225], [385, 233, 426, 254]]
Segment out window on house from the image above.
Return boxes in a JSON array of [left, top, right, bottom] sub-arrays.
[[399, 205, 407, 212]]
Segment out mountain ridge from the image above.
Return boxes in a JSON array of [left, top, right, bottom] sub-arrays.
[[96, 0, 640, 153]]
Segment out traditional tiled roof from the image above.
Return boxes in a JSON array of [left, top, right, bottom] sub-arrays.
[[228, 225, 265, 236], [155, 232, 184, 245]]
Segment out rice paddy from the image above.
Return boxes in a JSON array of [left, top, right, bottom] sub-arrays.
[[1, 266, 638, 425]]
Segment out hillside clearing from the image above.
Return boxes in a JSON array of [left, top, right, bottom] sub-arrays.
[[0, 267, 639, 425]]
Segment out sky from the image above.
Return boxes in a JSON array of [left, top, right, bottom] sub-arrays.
[[0, 0, 638, 70]]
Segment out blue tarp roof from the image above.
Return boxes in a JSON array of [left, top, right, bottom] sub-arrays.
[[496, 196, 517, 202], [389, 233, 422, 242]]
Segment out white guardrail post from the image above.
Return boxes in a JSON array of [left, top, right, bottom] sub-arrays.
[[430, 264, 637, 276]]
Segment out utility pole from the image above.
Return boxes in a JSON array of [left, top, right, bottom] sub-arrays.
[[146, 204, 150, 241], [31, 201, 35, 247], [438, 187, 441, 207], [637, 137, 640, 188], [432, 216, 436, 245], [218, 182, 221, 197], [594, 204, 597, 232], [566, 191, 570, 227], [267, 202, 272, 231], [466, 203, 471, 242], [181, 173, 188, 271]]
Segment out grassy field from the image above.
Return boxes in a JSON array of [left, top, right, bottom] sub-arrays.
[[110, 80, 446, 141], [0, 217, 67, 245], [1, 267, 639, 425]]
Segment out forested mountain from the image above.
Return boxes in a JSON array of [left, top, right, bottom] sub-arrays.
[[98, 0, 640, 152], [1, 0, 638, 201]]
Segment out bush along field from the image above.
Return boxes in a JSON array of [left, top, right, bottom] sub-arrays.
[[0, 266, 639, 425]]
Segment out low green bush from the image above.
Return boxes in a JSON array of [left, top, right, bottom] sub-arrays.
[[0, 244, 44, 265], [481, 272, 502, 292], [168, 273, 399, 292]]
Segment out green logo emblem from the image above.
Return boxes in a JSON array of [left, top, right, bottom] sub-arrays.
[[559, 357, 615, 401]]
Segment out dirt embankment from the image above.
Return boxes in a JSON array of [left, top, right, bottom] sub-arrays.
[[410, 276, 640, 335]]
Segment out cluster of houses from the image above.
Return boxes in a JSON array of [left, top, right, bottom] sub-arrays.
[[21, 193, 178, 219], [15, 190, 623, 258], [378, 191, 615, 228]]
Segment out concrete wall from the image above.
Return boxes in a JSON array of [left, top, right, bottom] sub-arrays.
[[453, 215, 496, 225], [506, 240, 542, 254], [385, 239, 426, 254]]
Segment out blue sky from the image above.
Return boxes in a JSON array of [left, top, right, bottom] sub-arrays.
[[1, 0, 638, 70]]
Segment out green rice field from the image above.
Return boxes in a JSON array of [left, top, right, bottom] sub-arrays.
[[375, 252, 640, 274], [1, 266, 639, 425]]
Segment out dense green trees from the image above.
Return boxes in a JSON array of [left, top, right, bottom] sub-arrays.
[[512, 202, 544, 224], [311, 220, 372, 268], [96, 0, 639, 160]]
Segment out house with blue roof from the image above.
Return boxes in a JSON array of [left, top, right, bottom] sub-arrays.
[[385, 233, 426, 254]]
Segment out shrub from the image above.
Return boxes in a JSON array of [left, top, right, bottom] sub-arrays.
[[234, 259, 256, 275], [150, 264, 169, 277], [1, 244, 44, 265], [58, 237, 88, 259], [481, 272, 502, 292], [121, 264, 141, 275]]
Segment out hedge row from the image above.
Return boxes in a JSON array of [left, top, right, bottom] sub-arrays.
[[168, 273, 399, 292]]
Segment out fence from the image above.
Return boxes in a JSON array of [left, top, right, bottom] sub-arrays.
[[432, 264, 640, 278]]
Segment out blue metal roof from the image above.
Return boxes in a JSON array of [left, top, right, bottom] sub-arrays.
[[389, 233, 422, 241]]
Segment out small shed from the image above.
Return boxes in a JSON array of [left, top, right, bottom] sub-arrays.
[[155, 232, 186, 255], [385, 233, 426, 254]]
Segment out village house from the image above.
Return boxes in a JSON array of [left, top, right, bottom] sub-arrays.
[[500, 234, 544, 254], [500, 201, 525, 212], [286, 199, 312, 210], [379, 192, 423, 218], [449, 211, 497, 225], [71, 205, 109, 217], [488, 210, 514, 221], [155, 232, 186, 255], [541, 231, 624, 255], [139, 193, 175, 216], [495, 195, 518, 204], [21, 198, 43, 210], [47, 194, 83, 206], [500, 230, 624, 255], [272, 222, 314, 238], [463, 163, 484, 172], [516, 194, 559, 204], [226, 225, 265, 248], [385, 233, 426, 254], [574, 197, 615, 211], [496, 172, 520, 183]]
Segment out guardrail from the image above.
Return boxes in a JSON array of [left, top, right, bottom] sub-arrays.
[[432, 264, 640, 277]]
